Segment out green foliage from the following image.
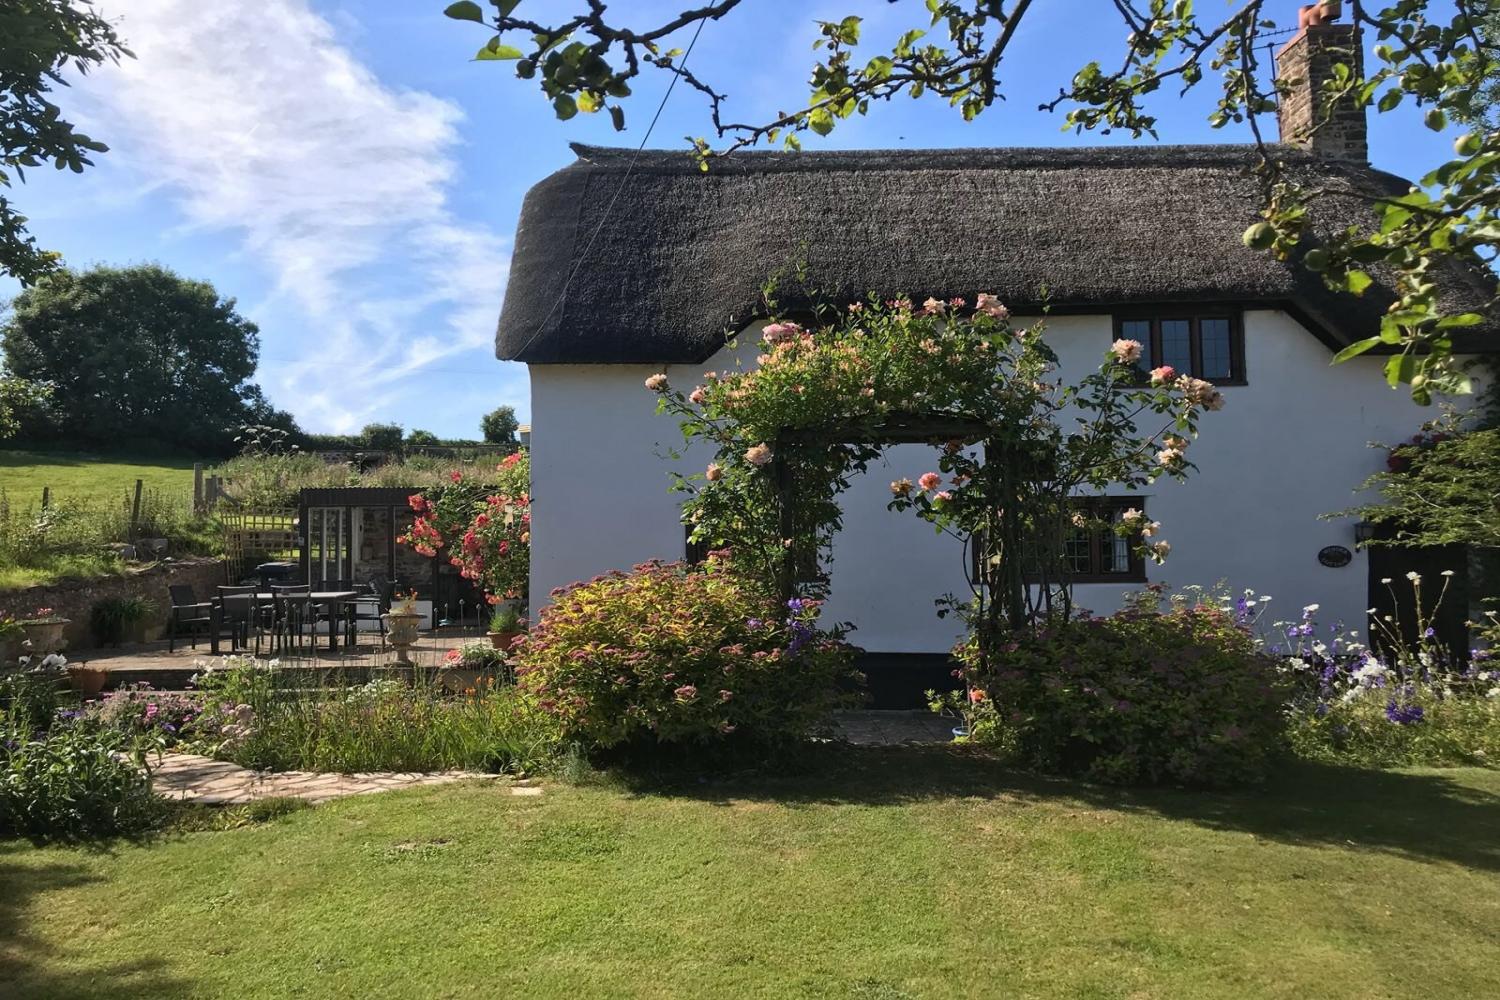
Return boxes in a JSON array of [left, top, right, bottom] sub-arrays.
[[0, 723, 165, 841], [360, 423, 405, 452], [1287, 678, 1500, 767], [0, 375, 49, 439], [489, 603, 521, 633], [972, 602, 1289, 786], [450, 1, 1499, 399], [1, 264, 268, 453], [0, 668, 65, 734], [185, 659, 558, 774], [87, 595, 155, 645], [0, 0, 132, 284], [206, 450, 516, 510], [480, 404, 520, 444], [1345, 418, 1500, 549], [513, 556, 861, 751], [406, 428, 440, 447]]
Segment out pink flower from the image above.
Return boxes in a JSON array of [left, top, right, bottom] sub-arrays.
[[644, 373, 669, 392], [934, 490, 953, 502], [976, 293, 1009, 318], [1156, 448, 1184, 468], [718, 689, 734, 702], [1149, 365, 1176, 386], [689, 386, 706, 405], [1140, 521, 1161, 538], [705, 463, 723, 482], [673, 684, 699, 703], [1175, 376, 1225, 411], [450, 470, 462, 483], [744, 443, 773, 467], [1148, 539, 1171, 562], [1111, 338, 1143, 364], [1119, 507, 1144, 527], [920, 297, 944, 315], [890, 478, 913, 497], [918, 472, 942, 492]]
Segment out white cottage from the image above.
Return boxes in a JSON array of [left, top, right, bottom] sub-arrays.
[[495, 19, 1494, 702]]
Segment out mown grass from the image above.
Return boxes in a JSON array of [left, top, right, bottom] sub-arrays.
[[3, 748, 1498, 999], [0, 450, 198, 507]]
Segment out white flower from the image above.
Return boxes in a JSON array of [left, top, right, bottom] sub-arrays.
[[1303, 604, 1319, 614], [1441, 570, 1455, 577], [1406, 571, 1421, 582]]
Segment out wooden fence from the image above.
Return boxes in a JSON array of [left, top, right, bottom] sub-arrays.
[[220, 510, 299, 582]]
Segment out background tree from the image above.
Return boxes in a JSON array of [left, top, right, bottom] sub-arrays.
[[1, 1, 131, 284], [360, 423, 405, 452], [1, 263, 266, 453], [446, 0, 1499, 401], [480, 404, 519, 444], [406, 428, 440, 447]]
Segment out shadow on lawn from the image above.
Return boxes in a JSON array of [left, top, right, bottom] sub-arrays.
[[0, 845, 193, 999], [617, 744, 1500, 872]]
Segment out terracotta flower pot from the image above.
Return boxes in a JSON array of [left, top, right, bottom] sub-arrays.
[[487, 629, 522, 652], [67, 664, 109, 698]]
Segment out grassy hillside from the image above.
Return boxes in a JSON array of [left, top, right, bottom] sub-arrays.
[[0, 450, 198, 508]]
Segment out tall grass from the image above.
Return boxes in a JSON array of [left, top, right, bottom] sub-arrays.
[[209, 452, 517, 509], [189, 659, 559, 774], [0, 488, 219, 590]]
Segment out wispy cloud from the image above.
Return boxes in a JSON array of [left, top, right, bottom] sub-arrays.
[[75, 0, 513, 433]]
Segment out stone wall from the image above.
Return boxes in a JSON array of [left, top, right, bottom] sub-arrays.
[[0, 558, 228, 650]]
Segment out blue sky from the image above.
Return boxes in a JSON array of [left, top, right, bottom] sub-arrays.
[[0, 1, 1455, 438]]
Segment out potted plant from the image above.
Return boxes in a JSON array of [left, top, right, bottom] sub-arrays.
[[19, 607, 70, 656], [440, 639, 513, 691], [89, 596, 157, 646], [63, 657, 109, 698], [381, 591, 424, 665], [487, 603, 525, 651]]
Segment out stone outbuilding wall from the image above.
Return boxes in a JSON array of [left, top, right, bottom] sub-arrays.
[[0, 558, 228, 650]]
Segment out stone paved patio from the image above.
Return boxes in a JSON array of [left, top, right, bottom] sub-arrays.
[[832, 710, 957, 746], [146, 752, 512, 805]]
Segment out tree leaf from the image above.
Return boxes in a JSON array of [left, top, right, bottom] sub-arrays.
[[476, 42, 523, 60], [1435, 312, 1484, 329], [444, 1, 486, 24], [1331, 336, 1382, 364]]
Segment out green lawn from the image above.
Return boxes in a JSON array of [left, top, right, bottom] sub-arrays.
[[4, 748, 1499, 999], [0, 450, 198, 509]]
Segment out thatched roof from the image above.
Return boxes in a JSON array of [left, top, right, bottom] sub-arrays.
[[496, 143, 1496, 364]]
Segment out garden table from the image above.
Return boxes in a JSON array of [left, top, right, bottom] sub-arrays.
[[210, 591, 360, 655]]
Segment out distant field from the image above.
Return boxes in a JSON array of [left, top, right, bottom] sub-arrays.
[[0, 450, 199, 509]]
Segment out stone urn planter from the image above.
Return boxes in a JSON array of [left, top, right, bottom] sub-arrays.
[[67, 664, 109, 698], [486, 629, 523, 652], [382, 611, 423, 665], [20, 618, 69, 657]]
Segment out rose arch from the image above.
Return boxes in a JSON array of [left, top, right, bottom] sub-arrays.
[[648, 293, 1224, 673]]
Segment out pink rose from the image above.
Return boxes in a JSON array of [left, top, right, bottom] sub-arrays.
[[890, 478, 913, 496], [918, 472, 942, 492], [689, 386, 706, 404], [976, 293, 1009, 318], [645, 373, 669, 392], [705, 463, 723, 482], [1149, 365, 1176, 386], [744, 443, 773, 467], [1111, 339, 1143, 365]]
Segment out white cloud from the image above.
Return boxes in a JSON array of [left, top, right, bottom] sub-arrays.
[[76, 0, 514, 433]]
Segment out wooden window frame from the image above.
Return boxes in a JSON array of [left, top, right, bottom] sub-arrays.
[[1113, 309, 1246, 386], [985, 497, 1149, 585]]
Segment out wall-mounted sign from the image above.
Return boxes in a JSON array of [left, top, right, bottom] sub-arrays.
[[1318, 545, 1353, 568]]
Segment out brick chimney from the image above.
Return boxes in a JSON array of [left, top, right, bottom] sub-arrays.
[[1274, 4, 1367, 160]]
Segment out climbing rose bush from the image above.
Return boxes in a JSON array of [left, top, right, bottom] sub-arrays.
[[514, 555, 861, 749], [970, 600, 1288, 787], [400, 451, 530, 603]]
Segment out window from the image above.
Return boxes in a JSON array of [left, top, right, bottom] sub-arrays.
[[973, 498, 1149, 585], [1115, 311, 1244, 384]]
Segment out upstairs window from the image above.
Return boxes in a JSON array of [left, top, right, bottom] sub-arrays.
[[1115, 311, 1244, 385]]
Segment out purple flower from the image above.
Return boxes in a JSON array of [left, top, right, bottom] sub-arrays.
[[1385, 700, 1425, 725]]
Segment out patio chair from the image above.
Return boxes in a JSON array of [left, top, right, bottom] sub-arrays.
[[269, 584, 313, 655], [214, 585, 263, 655], [167, 584, 213, 652], [343, 580, 387, 650]]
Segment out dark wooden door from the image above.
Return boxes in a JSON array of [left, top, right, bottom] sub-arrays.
[[1367, 536, 1469, 663]]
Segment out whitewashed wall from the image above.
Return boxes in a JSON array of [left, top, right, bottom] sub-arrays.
[[528, 310, 1479, 652]]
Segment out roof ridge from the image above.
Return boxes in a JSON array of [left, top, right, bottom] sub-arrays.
[[566, 141, 1330, 172]]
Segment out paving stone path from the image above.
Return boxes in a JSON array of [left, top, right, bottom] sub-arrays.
[[832, 710, 957, 746], [147, 752, 515, 805]]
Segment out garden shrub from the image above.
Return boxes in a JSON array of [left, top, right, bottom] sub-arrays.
[[0, 724, 165, 840], [976, 604, 1289, 786], [515, 557, 861, 751]]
